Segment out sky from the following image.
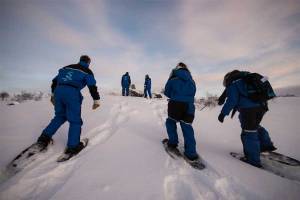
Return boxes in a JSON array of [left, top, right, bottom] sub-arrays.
[[1, 0, 300, 96]]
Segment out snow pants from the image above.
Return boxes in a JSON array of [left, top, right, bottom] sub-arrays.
[[42, 86, 83, 148], [239, 107, 275, 166], [122, 86, 129, 96], [165, 100, 198, 159], [144, 87, 152, 98]]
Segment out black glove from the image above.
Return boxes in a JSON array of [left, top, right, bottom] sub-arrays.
[[218, 113, 225, 123]]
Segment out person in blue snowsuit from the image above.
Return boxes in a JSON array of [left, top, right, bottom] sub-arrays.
[[218, 70, 276, 168], [36, 55, 101, 155], [144, 74, 152, 99], [121, 72, 131, 96], [164, 62, 199, 161]]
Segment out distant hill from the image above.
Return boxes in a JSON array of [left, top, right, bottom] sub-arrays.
[[275, 85, 300, 97]]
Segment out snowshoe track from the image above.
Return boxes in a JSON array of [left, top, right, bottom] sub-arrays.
[[0, 100, 138, 200], [150, 101, 259, 200]]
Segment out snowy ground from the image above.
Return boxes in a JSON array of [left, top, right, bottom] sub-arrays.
[[0, 94, 299, 200]]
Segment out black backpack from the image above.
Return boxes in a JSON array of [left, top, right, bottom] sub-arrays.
[[219, 71, 276, 105], [242, 72, 276, 102]]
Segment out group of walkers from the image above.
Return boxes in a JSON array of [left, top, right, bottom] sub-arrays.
[[121, 72, 152, 98], [35, 55, 277, 168]]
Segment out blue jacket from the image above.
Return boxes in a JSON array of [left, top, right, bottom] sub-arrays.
[[164, 68, 196, 103], [144, 78, 151, 89], [121, 74, 131, 87], [221, 79, 262, 116], [51, 62, 100, 100]]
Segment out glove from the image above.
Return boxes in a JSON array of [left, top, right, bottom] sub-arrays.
[[218, 113, 225, 123], [92, 100, 100, 110], [50, 95, 55, 106]]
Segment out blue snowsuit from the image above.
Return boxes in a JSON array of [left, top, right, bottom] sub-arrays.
[[42, 61, 100, 148], [221, 79, 275, 166], [144, 77, 152, 98], [121, 73, 131, 96], [164, 68, 198, 159]]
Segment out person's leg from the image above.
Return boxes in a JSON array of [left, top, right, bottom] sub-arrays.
[[165, 118, 178, 146], [144, 88, 147, 98], [239, 108, 261, 167], [122, 87, 125, 96], [65, 91, 83, 148], [148, 88, 152, 98], [241, 131, 261, 167], [181, 103, 198, 159], [258, 126, 276, 152], [255, 109, 276, 152], [180, 121, 198, 159], [125, 87, 129, 96], [42, 93, 66, 138]]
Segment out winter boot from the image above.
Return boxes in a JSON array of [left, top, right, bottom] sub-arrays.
[[261, 145, 277, 153], [184, 153, 199, 161], [162, 138, 181, 157], [240, 156, 263, 168], [64, 141, 86, 156], [37, 134, 53, 151]]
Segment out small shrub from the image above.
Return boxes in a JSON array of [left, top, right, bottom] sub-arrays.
[[0, 92, 9, 101]]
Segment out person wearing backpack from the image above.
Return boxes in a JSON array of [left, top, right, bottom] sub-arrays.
[[121, 72, 131, 96], [36, 55, 100, 157], [144, 74, 152, 99], [163, 62, 199, 161], [218, 70, 277, 168]]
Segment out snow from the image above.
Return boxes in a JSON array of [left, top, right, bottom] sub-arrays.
[[0, 95, 299, 200]]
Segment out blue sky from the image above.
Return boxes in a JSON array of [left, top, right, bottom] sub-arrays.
[[1, 0, 300, 96]]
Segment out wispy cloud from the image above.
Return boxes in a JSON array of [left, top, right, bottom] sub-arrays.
[[1, 0, 300, 95], [179, 0, 300, 62]]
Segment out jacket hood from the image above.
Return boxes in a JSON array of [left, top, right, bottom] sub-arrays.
[[173, 68, 193, 81]]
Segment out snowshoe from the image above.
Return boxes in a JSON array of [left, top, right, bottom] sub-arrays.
[[57, 138, 89, 162], [7, 136, 53, 173], [162, 138, 205, 170], [230, 151, 300, 181], [162, 138, 181, 158]]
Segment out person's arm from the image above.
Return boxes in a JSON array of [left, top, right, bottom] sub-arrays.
[[128, 76, 131, 85], [218, 89, 227, 105], [86, 74, 101, 109], [164, 80, 172, 98], [51, 76, 58, 93], [221, 84, 239, 116], [88, 85, 100, 100], [50, 75, 58, 105]]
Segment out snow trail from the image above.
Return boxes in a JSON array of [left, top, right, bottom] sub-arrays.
[[1, 96, 300, 200], [151, 100, 259, 200], [0, 100, 138, 200]]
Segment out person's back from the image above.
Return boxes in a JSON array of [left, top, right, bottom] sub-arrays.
[[221, 78, 262, 116], [121, 72, 131, 87], [164, 67, 196, 103], [164, 62, 199, 161], [37, 55, 100, 158], [144, 75, 151, 89], [218, 70, 276, 168], [121, 72, 131, 96], [55, 64, 94, 90], [144, 75, 152, 98]]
